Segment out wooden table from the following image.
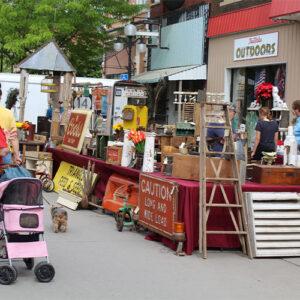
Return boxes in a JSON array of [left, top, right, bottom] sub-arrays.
[[19, 140, 45, 163]]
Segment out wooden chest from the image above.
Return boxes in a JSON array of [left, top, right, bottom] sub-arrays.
[[172, 154, 237, 181], [252, 165, 300, 185]]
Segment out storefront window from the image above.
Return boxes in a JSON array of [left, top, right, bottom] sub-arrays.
[[231, 64, 286, 118], [230, 64, 286, 148]]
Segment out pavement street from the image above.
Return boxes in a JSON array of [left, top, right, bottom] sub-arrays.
[[1, 192, 300, 300]]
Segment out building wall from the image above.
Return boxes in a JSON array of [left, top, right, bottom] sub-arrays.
[[151, 17, 205, 69], [210, 0, 271, 16], [207, 23, 300, 106]]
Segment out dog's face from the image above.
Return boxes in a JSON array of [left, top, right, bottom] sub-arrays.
[[51, 207, 68, 222]]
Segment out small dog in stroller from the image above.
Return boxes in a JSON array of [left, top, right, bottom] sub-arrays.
[[0, 178, 55, 284]]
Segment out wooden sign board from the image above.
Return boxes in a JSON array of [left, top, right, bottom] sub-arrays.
[[138, 174, 178, 239], [53, 161, 98, 198], [62, 109, 92, 153]]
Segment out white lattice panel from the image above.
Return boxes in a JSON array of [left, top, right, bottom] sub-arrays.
[[245, 192, 300, 257]]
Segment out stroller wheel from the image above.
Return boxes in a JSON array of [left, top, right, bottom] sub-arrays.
[[115, 212, 124, 232], [0, 265, 17, 285], [34, 262, 55, 283], [23, 258, 34, 270], [42, 178, 55, 193]]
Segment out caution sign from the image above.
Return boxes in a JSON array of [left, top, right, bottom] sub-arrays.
[[53, 161, 98, 197], [138, 174, 178, 239]]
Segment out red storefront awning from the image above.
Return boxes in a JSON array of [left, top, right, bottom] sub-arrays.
[[270, 0, 300, 19], [208, 3, 281, 38]]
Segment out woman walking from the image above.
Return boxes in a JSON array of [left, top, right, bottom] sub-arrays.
[[251, 107, 279, 161]]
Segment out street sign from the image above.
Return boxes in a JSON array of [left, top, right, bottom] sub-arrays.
[[120, 73, 129, 81]]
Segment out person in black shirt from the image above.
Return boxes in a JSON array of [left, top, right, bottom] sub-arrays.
[[251, 107, 278, 160]]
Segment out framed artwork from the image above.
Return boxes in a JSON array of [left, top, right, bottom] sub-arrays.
[[62, 109, 92, 153]]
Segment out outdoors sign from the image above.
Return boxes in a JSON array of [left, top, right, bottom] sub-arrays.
[[234, 32, 278, 61], [138, 174, 178, 239], [53, 161, 98, 198], [62, 109, 92, 153]]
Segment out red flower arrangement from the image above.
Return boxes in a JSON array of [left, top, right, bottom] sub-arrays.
[[128, 130, 146, 153], [255, 82, 273, 103]]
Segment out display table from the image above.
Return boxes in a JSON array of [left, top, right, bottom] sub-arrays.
[[49, 148, 300, 255]]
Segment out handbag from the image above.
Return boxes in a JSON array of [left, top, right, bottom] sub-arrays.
[[0, 165, 32, 182]]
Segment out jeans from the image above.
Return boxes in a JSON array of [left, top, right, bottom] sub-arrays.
[[2, 152, 12, 164]]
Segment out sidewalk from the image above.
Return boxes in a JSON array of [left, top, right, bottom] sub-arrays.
[[1, 192, 300, 300]]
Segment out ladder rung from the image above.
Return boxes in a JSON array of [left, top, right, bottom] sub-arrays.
[[205, 125, 231, 129], [206, 203, 242, 208], [206, 177, 239, 182], [206, 151, 235, 155], [206, 231, 247, 235], [205, 102, 229, 106]]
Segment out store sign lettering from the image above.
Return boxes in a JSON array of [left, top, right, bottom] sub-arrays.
[[234, 32, 278, 61]]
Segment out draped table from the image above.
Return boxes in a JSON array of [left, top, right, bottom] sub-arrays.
[[49, 148, 300, 255]]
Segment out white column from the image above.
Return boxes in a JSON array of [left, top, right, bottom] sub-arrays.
[[121, 130, 134, 167], [142, 132, 156, 172]]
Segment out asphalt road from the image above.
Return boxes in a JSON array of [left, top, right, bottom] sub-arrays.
[[1, 192, 300, 300]]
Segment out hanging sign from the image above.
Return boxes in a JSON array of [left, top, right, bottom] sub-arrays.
[[62, 109, 92, 153], [234, 32, 278, 61], [138, 174, 178, 239]]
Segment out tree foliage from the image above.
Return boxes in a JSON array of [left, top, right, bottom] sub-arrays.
[[0, 0, 142, 76]]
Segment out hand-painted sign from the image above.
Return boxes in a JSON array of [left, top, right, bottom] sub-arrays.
[[234, 32, 278, 61], [62, 109, 92, 153], [138, 174, 178, 238], [53, 161, 97, 197]]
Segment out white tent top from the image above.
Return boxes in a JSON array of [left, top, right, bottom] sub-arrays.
[[17, 41, 75, 72]]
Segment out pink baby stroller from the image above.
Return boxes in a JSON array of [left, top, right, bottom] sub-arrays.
[[0, 178, 55, 284]]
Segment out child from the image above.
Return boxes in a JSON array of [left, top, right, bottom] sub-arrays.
[[251, 107, 279, 161], [0, 127, 9, 163]]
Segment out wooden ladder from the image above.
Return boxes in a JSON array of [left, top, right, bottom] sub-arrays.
[[199, 99, 252, 259]]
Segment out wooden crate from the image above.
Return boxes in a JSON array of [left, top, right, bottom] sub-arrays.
[[106, 146, 123, 165], [245, 192, 300, 257], [25, 151, 52, 160], [252, 165, 300, 185], [159, 136, 173, 148], [172, 154, 237, 181]]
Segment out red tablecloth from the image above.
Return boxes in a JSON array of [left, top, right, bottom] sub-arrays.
[[49, 148, 300, 254]]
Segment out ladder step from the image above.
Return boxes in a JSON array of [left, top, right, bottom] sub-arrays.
[[206, 151, 235, 155], [205, 125, 231, 129], [206, 177, 239, 182], [205, 102, 229, 106], [206, 203, 242, 208], [206, 231, 247, 235]]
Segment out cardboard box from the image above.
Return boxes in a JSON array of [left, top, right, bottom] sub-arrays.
[[172, 154, 237, 181], [106, 146, 123, 165], [171, 136, 187, 148], [34, 134, 47, 143]]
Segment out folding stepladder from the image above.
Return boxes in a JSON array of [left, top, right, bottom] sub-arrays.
[[199, 97, 252, 259]]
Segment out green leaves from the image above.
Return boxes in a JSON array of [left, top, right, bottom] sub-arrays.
[[0, 0, 142, 76]]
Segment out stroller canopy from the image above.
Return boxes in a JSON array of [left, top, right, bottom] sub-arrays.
[[0, 178, 42, 205]]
